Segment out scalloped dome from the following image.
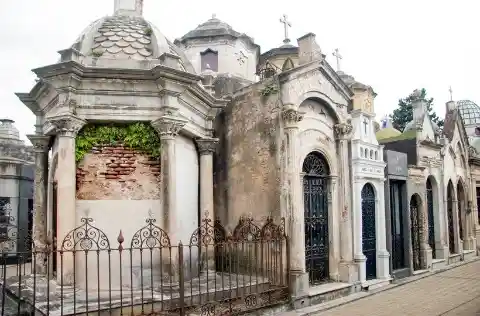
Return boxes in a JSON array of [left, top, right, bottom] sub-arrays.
[[69, 2, 195, 72], [0, 119, 20, 140], [457, 100, 480, 126]]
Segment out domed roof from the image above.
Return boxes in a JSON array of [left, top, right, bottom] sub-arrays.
[[457, 100, 480, 126], [69, 1, 195, 72], [175, 15, 255, 47], [0, 119, 20, 142]]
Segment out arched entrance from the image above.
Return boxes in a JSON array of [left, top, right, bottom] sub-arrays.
[[426, 178, 435, 258], [361, 183, 376, 280], [410, 194, 422, 271], [457, 181, 465, 242], [303, 152, 330, 284], [447, 181, 455, 253]]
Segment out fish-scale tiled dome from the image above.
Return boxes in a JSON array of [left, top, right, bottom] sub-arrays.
[[457, 100, 480, 126], [70, 1, 195, 72]]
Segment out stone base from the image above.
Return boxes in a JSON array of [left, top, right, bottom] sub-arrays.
[[292, 282, 354, 309], [431, 258, 447, 270], [421, 247, 433, 270], [463, 250, 476, 261], [391, 268, 411, 280], [361, 278, 391, 291], [290, 270, 309, 300], [338, 261, 358, 283], [448, 253, 462, 265], [434, 244, 449, 260]]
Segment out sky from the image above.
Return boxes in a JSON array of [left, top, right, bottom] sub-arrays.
[[0, 0, 478, 141]]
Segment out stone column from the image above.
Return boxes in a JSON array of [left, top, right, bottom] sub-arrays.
[[329, 176, 340, 281], [281, 108, 307, 298], [49, 114, 86, 283], [353, 180, 366, 283], [196, 138, 218, 271], [151, 115, 187, 242], [334, 122, 354, 282], [26, 134, 51, 272], [420, 191, 432, 269], [376, 187, 390, 279]]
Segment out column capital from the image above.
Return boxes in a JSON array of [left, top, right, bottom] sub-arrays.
[[26, 135, 51, 153], [281, 108, 304, 129], [334, 120, 353, 140], [196, 138, 219, 155], [151, 115, 188, 139], [48, 114, 86, 137]]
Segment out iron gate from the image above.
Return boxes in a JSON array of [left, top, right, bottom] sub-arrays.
[[303, 153, 330, 284], [390, 182, 405, 270], [447, 184, 455, 254], [361, 183, 376, 280], [410, 196, 421, 271], [426, 180, 436, 259]]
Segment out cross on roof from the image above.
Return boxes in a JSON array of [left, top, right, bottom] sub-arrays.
[[332, 48, 343, 72], [279, 14, 292, 45]]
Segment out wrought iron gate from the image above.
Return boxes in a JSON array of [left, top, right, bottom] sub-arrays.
[[303, 153, 330, 284], [390, 182, 405, 270], [426, 180, 436, 259], [447, 185, 455, 254], [361, 183, 376, 280], [410, 196, 421, 271]]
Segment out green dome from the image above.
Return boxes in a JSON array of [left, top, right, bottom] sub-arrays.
[[376, 127, 402, 140]]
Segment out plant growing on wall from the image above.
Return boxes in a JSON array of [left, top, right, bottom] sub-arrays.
[[75, 123, 161, 163]]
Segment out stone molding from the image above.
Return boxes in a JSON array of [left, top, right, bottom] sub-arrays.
[[196, 138, 219, 155], [26, 135, 51, 153], [334, 120, 353, 139], [48, 114, 86, 137], [151, 116, 188, 139], [281, 108, 304, 128]]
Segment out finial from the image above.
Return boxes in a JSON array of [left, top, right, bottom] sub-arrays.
[[114, 0, 143, 17], [449, 86, 453, 101], [332, 48, 343, 72], [211, 13, 217, 19], [148, 209, 153, 219], [279, 14, 292, 45]]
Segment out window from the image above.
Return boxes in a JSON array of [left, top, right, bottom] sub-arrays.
[[200, 48, 218, 72]]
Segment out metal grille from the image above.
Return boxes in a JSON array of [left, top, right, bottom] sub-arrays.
[[447, 183, 455, 253], [410, 196, 421, 271], [390, 182, 405, 270], [361, 183, 376, 280], [303, 152, 329, 284], [426, 179, 436, 259]]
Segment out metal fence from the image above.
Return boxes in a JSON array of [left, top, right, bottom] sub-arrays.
[[0, 215, 290, 315]]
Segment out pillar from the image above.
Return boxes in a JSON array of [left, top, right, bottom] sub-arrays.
[[353, 180, 366, 282], [420, 191, 432, 269], [376, 184, 391, 279], [451, 198, 462, 254], [281, 107, 307, 298], [196, 138, 218, 271], [329, 176, 340, 281], [26, 134, 51, 273], [151, 115, 187, 241], [49, 114, 86, 283]]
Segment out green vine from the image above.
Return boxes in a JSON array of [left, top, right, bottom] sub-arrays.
[[260, 81, 279, 97], [75, 123, 161, 163]]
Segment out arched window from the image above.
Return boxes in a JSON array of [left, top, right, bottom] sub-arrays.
[[200, 48, 218, 72]]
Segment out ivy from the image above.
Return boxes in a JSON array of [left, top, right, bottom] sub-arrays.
[[75, 123, 161, 163], [260, 81, 279, 97]]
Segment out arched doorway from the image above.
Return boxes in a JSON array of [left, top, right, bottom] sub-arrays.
[[426, 178, 435, 258], [457, 181, 465, 242], [361, 183, 376, 280], [447, 181, 455, 253], [303, 152, 330, 284], [410, 194, 422, 271]]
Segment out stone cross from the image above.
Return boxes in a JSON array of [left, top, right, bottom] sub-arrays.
[[449, 86, 453, 101], [363, 119, 369, 134], [332, 48, 343, 72], [279, 14, 292, 45]]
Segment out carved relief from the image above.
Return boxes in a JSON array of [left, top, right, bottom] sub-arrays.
[[333, 120, 353, 139], [151, 116, 188, 138], [196, 138, 219, 155], [281, 108, 304, 127], [48, 114, 86, 137]]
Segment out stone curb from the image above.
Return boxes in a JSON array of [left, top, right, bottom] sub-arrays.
[[280, 256, 479, 316]]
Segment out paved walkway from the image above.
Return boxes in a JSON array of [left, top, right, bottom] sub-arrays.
[[315, 260, 480, 316]]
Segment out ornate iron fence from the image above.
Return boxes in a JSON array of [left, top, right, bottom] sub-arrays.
[[0, 214, 289, 315]]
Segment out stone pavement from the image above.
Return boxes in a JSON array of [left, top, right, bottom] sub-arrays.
[[313, 260, 480, 316]]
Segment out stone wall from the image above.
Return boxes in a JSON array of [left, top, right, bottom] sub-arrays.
[[76, 143, 161, 200], [214, 79, 282, 229]]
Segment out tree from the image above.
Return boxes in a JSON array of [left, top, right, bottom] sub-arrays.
[[389, 88, 444, 132]]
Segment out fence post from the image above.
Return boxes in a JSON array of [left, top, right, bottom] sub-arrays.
[[178, 241, 185, 316]]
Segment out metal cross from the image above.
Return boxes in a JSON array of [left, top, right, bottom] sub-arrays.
[[449, 86, 453, 101], [332, 48, 343, 71], [279, 14, 292, 45]]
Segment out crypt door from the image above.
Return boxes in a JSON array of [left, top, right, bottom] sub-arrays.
[[410, 195, 422, 271], [390, 181, 405, 270], [426, 179, 436, 258], [361, 183, 376, 280], [447, 182, 455, 253], [303, 152, 330, 284]]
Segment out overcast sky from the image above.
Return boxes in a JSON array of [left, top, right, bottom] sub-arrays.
[[0, 0, 478, 140]]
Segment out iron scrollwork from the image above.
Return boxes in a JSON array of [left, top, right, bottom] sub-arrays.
[[260, 217, 285, 240], [233, 215, 261, 241], [61, 217, 110, 251], [131, 218, 170, 248], [189, 215, 226, 246]]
